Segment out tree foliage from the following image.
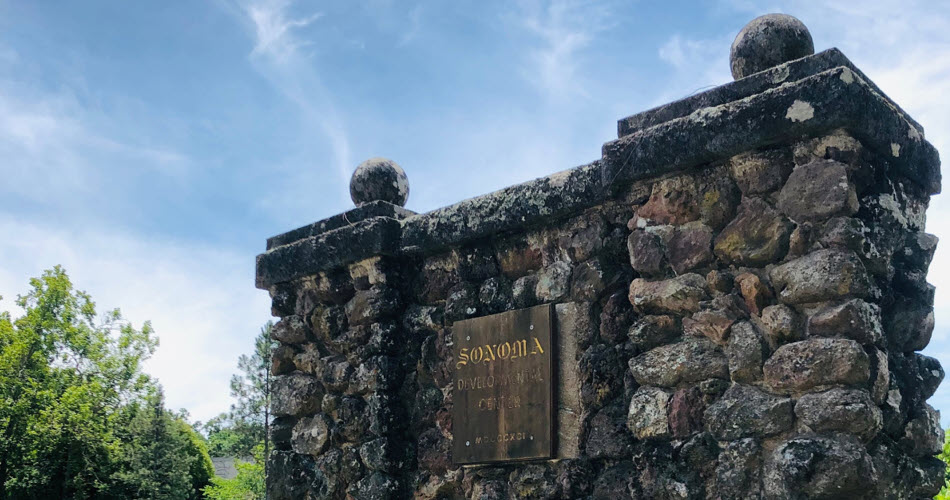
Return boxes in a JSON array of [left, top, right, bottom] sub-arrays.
[[936, 431, 950, 499], [202, 446, 265, 500], [203, 324, 274, 459], [0, 266, 212, 499]]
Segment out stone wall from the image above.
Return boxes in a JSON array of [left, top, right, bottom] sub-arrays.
[[256, 14, 945, 500]]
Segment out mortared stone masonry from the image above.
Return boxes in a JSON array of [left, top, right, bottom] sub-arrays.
[[255, 14, 945, 499]]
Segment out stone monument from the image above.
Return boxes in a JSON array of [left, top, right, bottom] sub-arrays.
[[256, 14, 945, 499]]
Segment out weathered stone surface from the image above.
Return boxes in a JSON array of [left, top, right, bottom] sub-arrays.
[[571, 257, 620, 301], [735, 272, 771, 316], [668, 386, 705, 438], [714, 198, 792, 266], [628, 315, 679, 351], [717, 438, 762, 500], [272, 344, 297, 375], [272, 315, 310, 344], [268, 451, 318, 500], [629, 338, 728, 387], [729, 148, 794, 195], [628, 273, 709, 315], [510, 274, 540, 309], [591, 463, 636, 499], [868, 347, 889, 405], [763, 434, 874, 499], [443, 283, 478, 323], [627, 230, 666, 276], [272, 373, 323, 417], [768, 249, 870, 304], [730, 13, 814, 79], [507, 464, 559, 499], [627, 386, 672, 439], [311, 305, 347, 344], [345, 287, 400, 327], [291, 414, 332, 456], [763, 338, 869, 394], [478, 276, 512, 314], [900, 404, 944, 456], [884, 301, 934, 352], [666, 223, 714, 274], [777, 160, 858, 221], [586, 401, 634, 458], [579, 343, 625, 409], [698, 169, 741, 230], [458, 243, 498, 281], [706, 269, 734, 295], [684, 308, 737, 345], [535, 260, 572, 302], [270, 283, 296, 317], [600, 291, 635, 345], [348, 471, 400, 500], [795, 388, 882, 440], [726, 321, 768, 383], [495, 237, 543, 279], [757, 304, 802, 347], [705, 384, 793, 440], [418, 253, 460, 303], [270, 416, 295, 451], [636, 175, 700, 225], [350, 157, 409, 206], [807, 298, 882, 344]]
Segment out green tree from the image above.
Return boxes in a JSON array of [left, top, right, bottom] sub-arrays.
[[936, 431, 950, 499], [204, 323, 275, 458], [0, 266, 211, 499], [202, 446, 265, 500]]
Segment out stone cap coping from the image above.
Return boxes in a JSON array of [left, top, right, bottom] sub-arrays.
[[256, 49, 940, 289], [617, 48, 922, 138]]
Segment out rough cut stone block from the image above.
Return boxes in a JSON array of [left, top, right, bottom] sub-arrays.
[[763, 338, 869, 393], [636, 175, 700, 225], [714, 197, 792, 266], [627, 315, 678, 351], [628, 273, 709, 315], [705, 384, 793, 440], [272, 373, 323, 417], [629, 338, 728, 387], [807, 298, 882, 345], [768, 249, 870, 304], [291, 414, 332, 456], [627, 230, 666, 276], [763, 434, 875, 499], [716, 438, 763, 500], [777, 159, 858, 221], [794, 388, 882, 441], [272, 315, 310, 344], [900, 404, 944, 456], [627, 386, 672, 439], [757, 304, 802, 347], [729, 148, 794, 195], [735, 272, 772, 317], [726, 321, 768, 383]]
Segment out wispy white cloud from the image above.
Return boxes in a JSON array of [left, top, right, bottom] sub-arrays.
[[0, 66, 192, 206], [226, 0, 353, 209], [512, 0, 616, 99]]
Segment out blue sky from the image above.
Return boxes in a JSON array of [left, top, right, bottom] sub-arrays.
[[2, 0, 950, 424]]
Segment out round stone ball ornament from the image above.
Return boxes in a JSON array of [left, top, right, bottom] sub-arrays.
[[730, 13, 814, 80], [349, 157, 409, 207]]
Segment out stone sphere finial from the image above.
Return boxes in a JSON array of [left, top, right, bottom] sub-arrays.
[[349, 157, 409, 207], [730, 14, 814, 80]]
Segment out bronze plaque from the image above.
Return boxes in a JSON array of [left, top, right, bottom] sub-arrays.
[[451, 304, 555, 464]]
